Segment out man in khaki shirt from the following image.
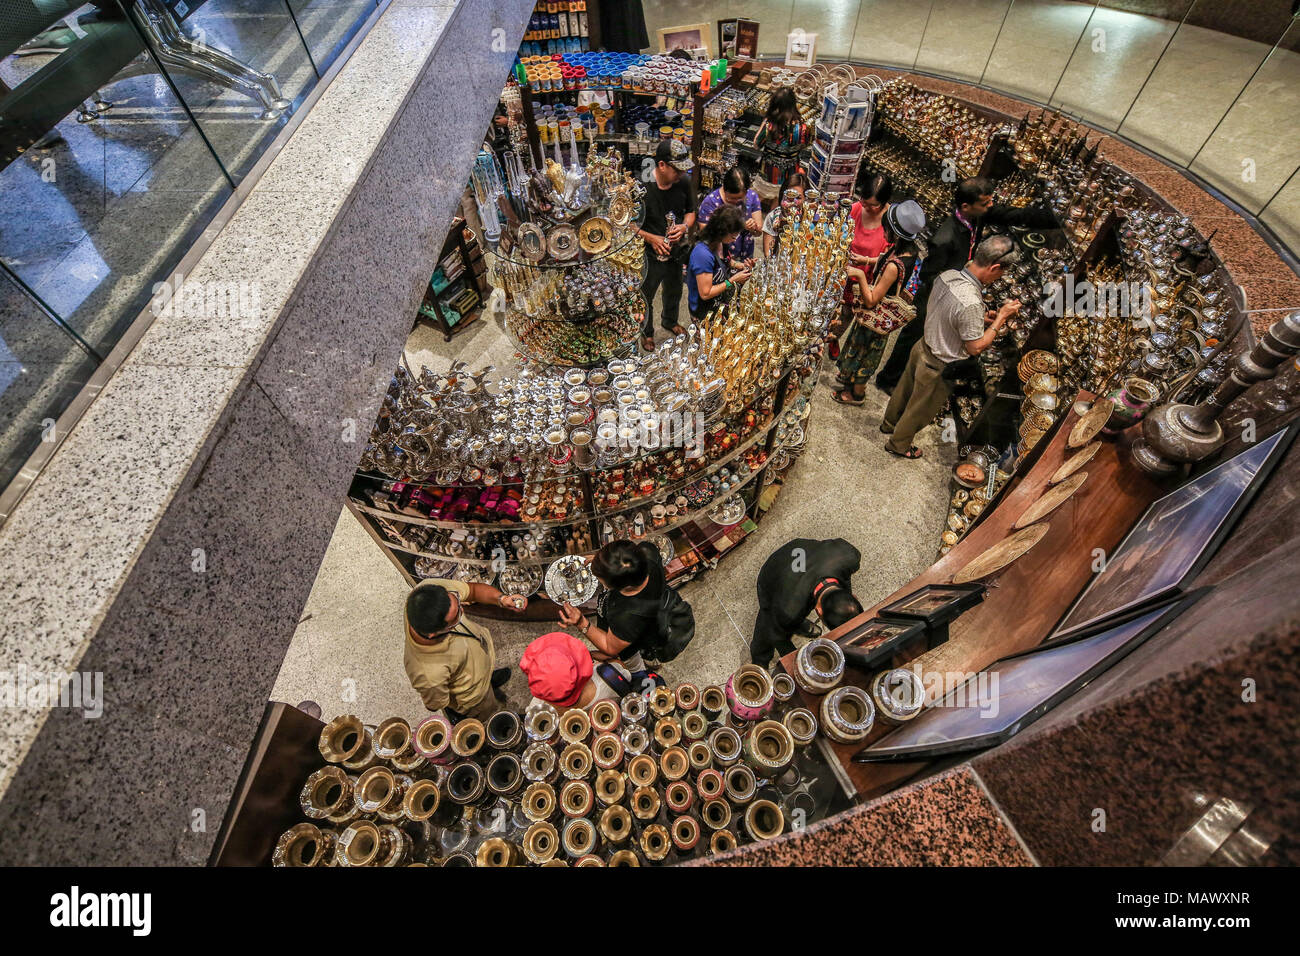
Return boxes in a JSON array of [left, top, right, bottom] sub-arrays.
[[404, 577, 528, 721]]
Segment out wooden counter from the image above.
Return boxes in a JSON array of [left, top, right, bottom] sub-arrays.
[[781, 398, 1167, 799]]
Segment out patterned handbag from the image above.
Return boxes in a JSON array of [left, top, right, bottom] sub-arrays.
[[851, 255, 915, 335]]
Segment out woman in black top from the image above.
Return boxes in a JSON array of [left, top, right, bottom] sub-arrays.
[[559, 540, 664, 676]]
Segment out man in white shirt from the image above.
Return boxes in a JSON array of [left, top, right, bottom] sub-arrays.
[[880, 236, 1022, 459]]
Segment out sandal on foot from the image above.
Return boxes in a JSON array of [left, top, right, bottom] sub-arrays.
[[885, 444, 922, 459], [641, 336, 655, 351], [832, 388, 866, 405]]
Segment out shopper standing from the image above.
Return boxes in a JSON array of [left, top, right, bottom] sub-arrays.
[[874, 175, 1053, 393], [558, 539, 689, 688], [831, 174, 894, 347], [752, 538, 863, 670], [520, 631, 625, 709], [687, 204, 751, 321], [636, 138, 696, 350], [833, 200, 926, 405], [403, 578, 527, 721], [761, 172, 807, 257], [696, 166, 764, 261], [880, 235, 1022, 459], [753, 86, 809, 209]]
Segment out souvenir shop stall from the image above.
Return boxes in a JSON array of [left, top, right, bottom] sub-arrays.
[[212, 133, 877, 869], [779, 310, 1300, 805], [765, 71, 1249, 560], [347, 137, 851, 609]]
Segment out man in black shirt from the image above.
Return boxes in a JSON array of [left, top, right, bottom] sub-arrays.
[[636, 139, 696, 350], [559, 540, 670, 685], [874, 176, 1056, 393], [752, 538, 863, 669]]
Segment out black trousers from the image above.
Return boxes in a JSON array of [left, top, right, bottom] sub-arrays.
[[641, 254, 683, 336], [750, 606, 796, 666], [875, 314, 925, 390]]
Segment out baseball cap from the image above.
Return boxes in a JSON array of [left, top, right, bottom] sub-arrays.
[[655, 138, 694, 172], [519, 632, 594, 708], [884, 199, 926, 242]]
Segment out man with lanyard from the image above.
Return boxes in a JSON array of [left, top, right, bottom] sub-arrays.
[[403, 578, 528, 722], [881, 236, 1022, 459], [873, 176, 1054, 394], [635, 139, 696, 350], [751, 538, 864, 671]]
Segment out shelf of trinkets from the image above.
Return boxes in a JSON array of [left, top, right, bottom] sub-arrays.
[[491, 139, 648, 270]]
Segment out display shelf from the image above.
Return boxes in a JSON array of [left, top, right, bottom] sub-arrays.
[[350, 398, 784, 533], [418, 216, 487, 342]]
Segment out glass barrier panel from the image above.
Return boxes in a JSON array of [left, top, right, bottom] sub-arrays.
[[137, 0, 317, 182], [1189, 17, 1300, 217], [913, 0, 1012, 83], [1259, 170, 1300, 259], [981, 0, 1095, 105], [0, 271, 100, 493], [850, 0, 933, 70], [1049, 1, 1194, 131], [789, 0, 860, 62], [1118, 0, 1285, 165], [0, 1, 234, 354], [286, 0, 377, 75]]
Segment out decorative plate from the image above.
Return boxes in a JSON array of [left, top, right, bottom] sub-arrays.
[[649, 534, 675, 564], [518, 223, 547, 263], [1068, 398, 1115, 448], [578, 216, 614, 255], [547, 224, 580, 261], [707, 495, 747, 527], [951, 523, 1050, 584], [544, 554, 598, 605], [1050, 441, 1100, 485], [609, 193, 634, 228], [498, 564, 542, 598], [1012, 471, 1089, 530]]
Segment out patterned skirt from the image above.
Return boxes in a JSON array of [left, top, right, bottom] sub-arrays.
[[836, 322, 890, 386]]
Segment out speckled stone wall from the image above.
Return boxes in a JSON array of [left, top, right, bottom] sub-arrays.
[[696, 765, 1035, 866], [0, 0, 535, 865]]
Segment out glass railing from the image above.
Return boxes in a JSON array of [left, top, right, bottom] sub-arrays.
[[0, 0, 381, 498], [643, 0, 1300, 252]]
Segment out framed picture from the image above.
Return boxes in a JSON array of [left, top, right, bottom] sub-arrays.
[[718, 18, 739, 59], [658, 23, 712, 58], [1049, 422, 1296, 643], [878, 582, 986, 627], [736, 18, 760, 59], [853, 593, 1204, 763], [836, 616, 925, 672], [785, 30, 817, 68]]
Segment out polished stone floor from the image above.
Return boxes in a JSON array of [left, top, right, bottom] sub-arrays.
[[272, 284, 956, 727]]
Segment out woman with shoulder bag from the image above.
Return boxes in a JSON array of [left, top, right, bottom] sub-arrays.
[[833, 200, 927, 405]]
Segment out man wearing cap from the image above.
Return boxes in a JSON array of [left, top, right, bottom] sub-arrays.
[[519, 632, 624, 710], [880, 235, 1022, 459], [636, 138, 696, 350], [403, 578, 527, 721]]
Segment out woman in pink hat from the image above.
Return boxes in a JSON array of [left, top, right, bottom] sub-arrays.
[[519, 632, 624, 709]]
